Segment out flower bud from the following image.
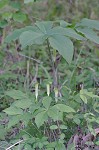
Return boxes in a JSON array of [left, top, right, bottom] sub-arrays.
[[54, 88, 58, 102], [35, 83, 38, 100], [47, 84, 50, 96]]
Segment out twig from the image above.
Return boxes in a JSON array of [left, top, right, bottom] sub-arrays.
[[59, 79, 68, 90], [19, 53, 51, 80], [6, 140, 24, 150], [18, 53, 42, 64]]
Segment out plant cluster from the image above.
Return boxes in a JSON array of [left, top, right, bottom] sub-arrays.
[[0, 0, 99, 150]]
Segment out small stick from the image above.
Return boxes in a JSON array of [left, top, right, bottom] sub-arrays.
[[6, 139, 24, 150]]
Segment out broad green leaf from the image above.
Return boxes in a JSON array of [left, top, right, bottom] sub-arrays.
[[73, 118, 80, 125], [60, 133, 65, 139], [85, 91, 99, 98], [76, 27, 99, 44], [46, 142, 56, 149], [35, 21, 53, 33], [5, 26, 38, 43], [48, 107, 63, 121], [80, 94, 87, 104], [5, 29, 24, 43], [6, 90, 27, 99], [19, 30, 46, 48], [80, 89, 87, 95], [49, 26, 85, 40], [13, 99, 32, 109], [8, 113, 32, 128], [20, 112, 32, 126], [60, 125, 67, 130], [29, 104, 40, 114], [24, 144, 33, 150], [13, 12, 27, 23], [59, 20, 71, 27], [49, 35, 73, 63], [77, 18, 99, 30], [42, 96, 52, 109], [3, 107, 23, 115], [50, 125, 58, 130], [84, 113, 95, 118], [80, 89, 99, 99], [47, 108, 58, 120], [8, 115, 21, 128], [55, 143, 66, 150], [35, 111, 48, 128], [53, 104, 75, 113]]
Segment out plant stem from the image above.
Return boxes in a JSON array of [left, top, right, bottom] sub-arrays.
[[47, 39, 58, 88]]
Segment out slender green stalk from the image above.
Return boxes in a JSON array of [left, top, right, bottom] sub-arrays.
[[46, 39, 58, 88]]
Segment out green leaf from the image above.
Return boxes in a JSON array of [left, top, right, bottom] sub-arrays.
[[42, 96, 52, 109], [73, 118, 80, 125], [20, 112, 32, 126], [60, 133, 65, 140], [80, 94, 87, 104], [8, 113, 32, 128], [8, 115, 21, 128], [13, 99, 32, 109], [5, 29, 24, 43], [13, 12, 27, 23], [3, 107, 23, 115], [49, 35, 73, 64], [77, 18, 99, 30], [80, 89, 99, 103], [6, 90, 27, 100], [24, 144, 33, 150], [76, 27, 99, 44], [48, 107, 63, 121], [49, 26, 85, 40], [55, 143, 66, 150], [19, 30, 46, 48], [60, 125, 67, 130], [5, 26, 37, 43], [53, 104, 75, 113], [50, 125, 58, 130], [35, 111, 48, 128], [59, 20, 71, 27], [46, 142, 56, 149], [84, 91, 99, 98], [35, 21, 53, 33]]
